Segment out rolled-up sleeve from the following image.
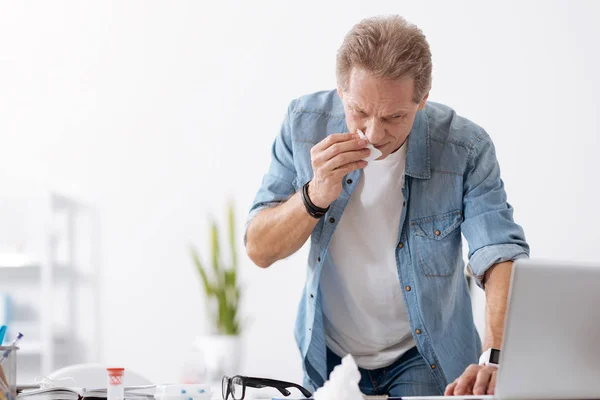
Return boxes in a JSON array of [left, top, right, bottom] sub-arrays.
[[244, 100, 298, 245], [461, 132, 530, 288]]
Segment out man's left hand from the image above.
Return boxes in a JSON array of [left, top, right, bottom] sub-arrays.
[[444, 364, 497, 396]]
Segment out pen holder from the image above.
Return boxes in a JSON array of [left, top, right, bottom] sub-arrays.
[[0, 346, 18, 400]]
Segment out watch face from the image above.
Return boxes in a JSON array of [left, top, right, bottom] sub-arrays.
[[490, 348, 500, 364]]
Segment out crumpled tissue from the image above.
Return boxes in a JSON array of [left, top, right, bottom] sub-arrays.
[[313, 354, 364, 400], [357, 129, 382, 162]]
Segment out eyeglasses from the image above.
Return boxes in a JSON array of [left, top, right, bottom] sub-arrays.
[[222, 375, 312, 400]]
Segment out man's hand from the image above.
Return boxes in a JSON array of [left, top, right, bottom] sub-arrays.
[[308, 133, 369, 208], [444, 364, 498, 396]]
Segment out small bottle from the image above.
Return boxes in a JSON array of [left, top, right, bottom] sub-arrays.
[[106, 368, 125, 400]]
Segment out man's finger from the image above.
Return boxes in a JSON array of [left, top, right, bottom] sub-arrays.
[[487, 369, 497, 395], [444, 380, 458, 396], [332, 160, 368, 178], [323, 150, 369, 171], [454, 364, 480, 395], [313, 133, 359, 152], [320, 138, 368, 162], [473, 367, 493, 395]]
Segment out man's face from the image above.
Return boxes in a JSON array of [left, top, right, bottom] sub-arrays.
[[338, 67, 428, 160]]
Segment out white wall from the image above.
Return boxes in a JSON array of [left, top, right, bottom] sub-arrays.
[[1, 0, 599, 385]]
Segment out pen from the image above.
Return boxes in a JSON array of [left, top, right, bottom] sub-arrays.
[[0, 333, 22, 364]]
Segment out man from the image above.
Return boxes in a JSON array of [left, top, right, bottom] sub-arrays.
[[245, 15, 529, 397]]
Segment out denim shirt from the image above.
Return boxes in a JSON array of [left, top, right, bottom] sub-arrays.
[[246, 90, 529, 393]]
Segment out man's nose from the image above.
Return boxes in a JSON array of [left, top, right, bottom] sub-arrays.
[[364, 119, 386, 144]]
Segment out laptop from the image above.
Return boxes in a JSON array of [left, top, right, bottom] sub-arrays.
[[406, 258, 600, 400]]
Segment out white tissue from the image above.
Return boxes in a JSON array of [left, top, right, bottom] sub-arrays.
[[313, 354, 364, 400], [357, 129, 382, 162]]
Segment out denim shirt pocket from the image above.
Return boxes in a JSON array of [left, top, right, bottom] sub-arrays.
[[411, 209, 463, 277]]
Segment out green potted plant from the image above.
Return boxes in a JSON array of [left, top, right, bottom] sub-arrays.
[[190, 201, 242, 381]]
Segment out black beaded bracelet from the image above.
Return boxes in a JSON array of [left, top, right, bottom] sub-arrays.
[[301, 181, 330, 219]]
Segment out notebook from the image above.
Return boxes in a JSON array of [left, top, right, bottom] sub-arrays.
[[17, 385, 155, 400]]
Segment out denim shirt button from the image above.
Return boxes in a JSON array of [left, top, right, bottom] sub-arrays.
[[346, 178, 353, 184], [398, 242, 404, 249], [405, 286, 411, 292], [328, 217, 335, 223], [415, 329, 421, 334]]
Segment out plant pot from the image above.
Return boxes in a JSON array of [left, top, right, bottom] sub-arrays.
[[193, 334, 242, 383]]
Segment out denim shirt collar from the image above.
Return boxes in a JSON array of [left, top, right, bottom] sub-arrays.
[[405, 108, 431, 180]]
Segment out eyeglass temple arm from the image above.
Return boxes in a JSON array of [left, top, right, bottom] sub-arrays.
[[244, 379, 290, 396], [245, 377, 312, 398]]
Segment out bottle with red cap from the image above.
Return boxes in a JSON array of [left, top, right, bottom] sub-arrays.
[[106, 368, 125, 400]]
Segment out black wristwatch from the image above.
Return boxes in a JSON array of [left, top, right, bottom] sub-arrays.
[[301, 181, 330, 219]]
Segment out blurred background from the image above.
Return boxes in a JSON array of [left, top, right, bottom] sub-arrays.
[[1, 0, 599, 388]]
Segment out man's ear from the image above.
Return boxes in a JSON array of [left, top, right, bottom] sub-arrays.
[[418, 92, 430, 111], [337, 87, 344, 99]]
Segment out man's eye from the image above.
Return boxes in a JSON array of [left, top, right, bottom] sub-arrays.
[[392, 114, 404, 119]]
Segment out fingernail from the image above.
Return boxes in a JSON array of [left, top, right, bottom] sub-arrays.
[[358, 139, 367, 146]]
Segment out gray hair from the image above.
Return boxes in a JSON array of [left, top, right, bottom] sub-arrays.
[[336, 15, 432, 104]]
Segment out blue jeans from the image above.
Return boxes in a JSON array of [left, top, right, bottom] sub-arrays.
[[326, 346, 442, 397]]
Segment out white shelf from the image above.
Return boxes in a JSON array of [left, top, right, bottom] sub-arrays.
[[17, 340, 69, 356], [0, 189, 100, 378], [18, 341, 42, 355], [0, 264, 87, 281], [0, 253, 38, 268]]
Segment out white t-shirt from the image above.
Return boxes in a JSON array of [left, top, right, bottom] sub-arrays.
[[321, 142, 415, 369]]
